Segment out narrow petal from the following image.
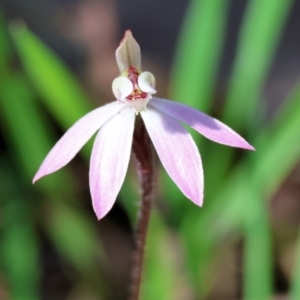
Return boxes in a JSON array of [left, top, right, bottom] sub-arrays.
[[138, 71, 156, 94], [141, 107, 203, 206], [115, 30, 141, 72], [112, 76, 133, 100], [149, 98, 255, 150], [33, 101, 125, 183], [90, 106, 135, 219]]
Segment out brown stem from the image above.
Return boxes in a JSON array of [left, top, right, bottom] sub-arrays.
[[128, 116, 155, 300]]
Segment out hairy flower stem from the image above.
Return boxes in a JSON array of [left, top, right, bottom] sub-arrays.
[[129, 116, 155, 300]]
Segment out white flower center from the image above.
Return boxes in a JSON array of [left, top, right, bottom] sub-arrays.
[[112, 66, 156, 113], [122, 66, 148, 101]]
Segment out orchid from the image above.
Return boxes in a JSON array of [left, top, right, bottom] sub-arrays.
[[33, 30, 254, 220]]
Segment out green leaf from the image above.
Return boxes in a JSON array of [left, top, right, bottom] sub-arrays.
[[9, 23, 92, 128], [0, 72, 69, 190], [171, 0, 228, 113], [223, 0, 293, 132], [243, 187, 272, 300], [253, 83, 300, 195], [0, 159, 40, 300], [44, 202, 109, 297], [141, 211, 190, 300]]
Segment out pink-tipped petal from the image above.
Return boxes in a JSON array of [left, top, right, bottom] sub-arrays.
[[33, 101, 125, 183], [90, 106, 135, 219], [141, 107, 203, 206], [149, 98, 255, 150], [116, 30, 141, 72]]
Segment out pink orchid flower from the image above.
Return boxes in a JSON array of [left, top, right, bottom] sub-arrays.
[[33, 30, 254, 219]]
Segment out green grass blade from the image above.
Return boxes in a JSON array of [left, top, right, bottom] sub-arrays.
[[9, 23, 92, 129], [44, 201, 109, 297], [0, 159, 40, 300], [180, 166, 250, 297], [171, 0, 228, 113], [253, 83, 300, 195], [0, 72, 69, 189], [141, 211, 190, 300], [223, 0, 293, 132], [243, 187, 272, 299]]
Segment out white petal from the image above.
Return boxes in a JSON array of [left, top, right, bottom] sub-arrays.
[[141, 107, 203, 206], [90, 106, 135, 219], [149, 98, 255, 150], [33, 101, 125, 183], [112, 76, 133, 100], [138, 71, 156, 94], [115, 30, 141, 72]]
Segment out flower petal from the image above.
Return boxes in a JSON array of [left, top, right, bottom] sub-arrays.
[[138, 71, 156, 94], [33, 101, 125, 183], [90, 106, 135, 219], [141, 107, 203, 206], [149, 98, 255, 150], [112, 76, 133, 100], [116, 30, 141, 72]]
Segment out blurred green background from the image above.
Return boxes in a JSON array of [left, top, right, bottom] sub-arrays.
[[1, 0, 300, 299]]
